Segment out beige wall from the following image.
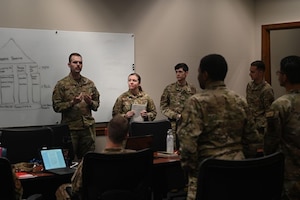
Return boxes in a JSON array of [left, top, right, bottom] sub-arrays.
[[95, 136, 106, 153], [2, 0, 298, 122], [0, 0, 256, 120], [254, 0, 300, 99], [254, 0, 300, 59], [270, 29, 300, 99]]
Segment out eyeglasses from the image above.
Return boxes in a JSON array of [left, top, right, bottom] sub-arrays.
[[276, 71, 284, 75]]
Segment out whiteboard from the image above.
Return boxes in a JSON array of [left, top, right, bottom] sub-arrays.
[[0, 27, 134, 127]]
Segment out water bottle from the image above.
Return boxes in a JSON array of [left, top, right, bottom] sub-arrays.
[[166, 129, 174, 153]]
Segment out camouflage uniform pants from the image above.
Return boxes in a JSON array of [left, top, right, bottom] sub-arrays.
[[186, 175, 197, 200], [70, 125, 96, 160], [282, 180, 300, 200]]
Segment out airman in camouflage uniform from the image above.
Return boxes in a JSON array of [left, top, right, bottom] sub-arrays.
[[52, 53, 100, 160], [112, 73, 156, 121], [264, 55, 300, 200], [160, 63, 197, 149], [56, 115, 134, 200], [12, 165, 23, 200], [177, 54, 260, 200], [246, 60, 274, 147]]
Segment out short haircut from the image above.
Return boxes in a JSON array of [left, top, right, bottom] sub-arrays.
[[69, 52, 82, 63], [107, 115, 129, 144], [174, 63, 189, 72], [251, 60, 265, 71], [280, 55, 300, 84], [199, 54, 228, 81]]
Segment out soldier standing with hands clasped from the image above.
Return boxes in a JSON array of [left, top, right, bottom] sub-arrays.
[[52, 53, 100, 161]]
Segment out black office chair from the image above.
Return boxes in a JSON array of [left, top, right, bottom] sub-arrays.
[[81, 148, 153, 200], [0, 125, 74, 165], [196, 151, 285, 200], [130, 119, 171, 152], [0, 157, 43, 200], [125, 135, 154, 151], [0, 127, 53, 164]]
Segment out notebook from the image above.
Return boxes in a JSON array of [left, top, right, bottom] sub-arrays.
[[125, 135, 153, 151], [40, 148, 76, 175]]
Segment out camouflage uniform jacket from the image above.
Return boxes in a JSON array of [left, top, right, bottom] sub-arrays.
[[160, 81, 197, 120], [264, 89, 300, 181], [177, 81, 260, 176], [112, 90, 157, 121], [71, 148, 135, 199], [12, 166, 23, 200], [52, 73, 100, 130], [246, 80, 274, 132]]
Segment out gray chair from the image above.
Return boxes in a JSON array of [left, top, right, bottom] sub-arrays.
[[196, 151, 285, 200]]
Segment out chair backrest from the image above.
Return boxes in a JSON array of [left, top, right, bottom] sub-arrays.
[[82, 148, 153, 200], [125, 135, 153, 151], [46, 124, 74, 165], [0, 124, 73, 164], [196, 151, 285, 200], [130, 119, 171, 152], [0, 157, 16, 200], [0, 127, 53, 163]]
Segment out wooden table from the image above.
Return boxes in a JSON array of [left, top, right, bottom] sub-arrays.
[[19, 154, 185, 200], [18, 171, 72, 200], [152, 155, 186, 200]]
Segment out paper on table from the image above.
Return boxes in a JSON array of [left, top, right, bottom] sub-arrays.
[[16, 172, 37, 179], [131, 103, 147, 122], [156, 151, 179, 158]]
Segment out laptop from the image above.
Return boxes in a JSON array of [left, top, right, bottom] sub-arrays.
[[40, 148, 76, 175], [125, 135, 153, 151]]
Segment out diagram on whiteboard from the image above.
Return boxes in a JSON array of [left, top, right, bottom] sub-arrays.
[[0, 39, 42, 110], [0, 27, 134, 127]]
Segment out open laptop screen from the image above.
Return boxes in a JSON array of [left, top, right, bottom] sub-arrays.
[[41, 149, 67, 170]]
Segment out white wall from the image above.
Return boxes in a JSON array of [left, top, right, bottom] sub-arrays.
[[0, 0, 255, 121]]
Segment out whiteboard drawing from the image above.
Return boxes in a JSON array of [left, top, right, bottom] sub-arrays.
[[0, 39, 41, 110], [0, 27, 134, 128]]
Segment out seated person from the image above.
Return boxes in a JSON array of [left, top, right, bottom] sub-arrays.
[[12, 165, 24, 200], [1, 146, 23, 200], [56, 114, 134, 200]]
